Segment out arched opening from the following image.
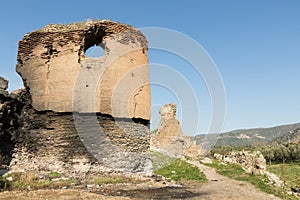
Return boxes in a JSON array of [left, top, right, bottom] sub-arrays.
[[83, 27, 106, 58], [85, 45, 104, 58]]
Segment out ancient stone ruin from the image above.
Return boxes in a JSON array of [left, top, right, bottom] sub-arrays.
[[214, 151, 266, 175], [151, 103, 203, 158], [0, 20, 152, 176]]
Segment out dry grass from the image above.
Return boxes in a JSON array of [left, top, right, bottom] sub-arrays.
[[1, 172, 144, 192], [1, 172, 75, 191]]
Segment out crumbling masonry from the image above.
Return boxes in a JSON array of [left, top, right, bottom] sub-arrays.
[[151, 103, 203, 158], [0, 20, 152, 176]]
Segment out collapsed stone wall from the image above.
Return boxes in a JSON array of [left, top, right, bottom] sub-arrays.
[[0, 20, 152, 176], [0, 78, 23, 167], [214, 151, 266, 175]]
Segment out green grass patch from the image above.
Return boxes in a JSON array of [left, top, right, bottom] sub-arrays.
[[268, 163, 300, 192], [151, 151, 207, 182], [206, 161, 297, 200], [154, 159, 207, 182], [92, 177, 124, 185], [48, 172, 60, 178]]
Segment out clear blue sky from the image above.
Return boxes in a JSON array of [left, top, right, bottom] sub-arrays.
[[0, 0, 299, 135]]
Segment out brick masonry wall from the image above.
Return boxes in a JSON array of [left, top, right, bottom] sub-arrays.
[[2, 91, 151, 176], [16, 20, 150, 120]]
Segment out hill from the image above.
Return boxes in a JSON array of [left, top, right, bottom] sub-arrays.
[[271, 128, 300, 145], [191, 123, 300, 148]]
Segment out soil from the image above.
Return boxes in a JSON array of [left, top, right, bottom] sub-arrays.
[[0, 162, 282, 200]]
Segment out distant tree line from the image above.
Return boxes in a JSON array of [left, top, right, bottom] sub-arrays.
[[210, 142, 300, 165], [260, 143, 300, 165]]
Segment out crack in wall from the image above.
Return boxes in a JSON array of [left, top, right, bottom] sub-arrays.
[[43, 45, 58, 109], [133, 86, 145, 117]]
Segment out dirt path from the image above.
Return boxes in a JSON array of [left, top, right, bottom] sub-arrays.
[[187, 160, 281, 200]]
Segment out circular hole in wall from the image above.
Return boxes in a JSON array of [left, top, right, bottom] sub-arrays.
[[85, 45, 104, 58]]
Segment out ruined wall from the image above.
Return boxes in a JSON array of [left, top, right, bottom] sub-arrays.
[[9, 110, 150, 175], [17, 20, 150, 119], [214, 151, 266, 175], [0, 78, 18, 167], [1, 20, 152, 176], [151, 103, 203, 158]]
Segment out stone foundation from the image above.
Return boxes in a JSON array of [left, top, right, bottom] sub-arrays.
[[0, 88, 151, 176]]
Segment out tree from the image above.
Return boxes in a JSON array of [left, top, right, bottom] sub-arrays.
[[262, 147, 275, 165], [289, 144, 300, 162], [275, 145, 290, 164]]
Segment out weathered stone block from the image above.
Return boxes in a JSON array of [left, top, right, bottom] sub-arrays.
[[0, 77, 8, 91]]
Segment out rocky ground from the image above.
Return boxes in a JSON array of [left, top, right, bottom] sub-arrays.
[[0, 163, 281, 200]]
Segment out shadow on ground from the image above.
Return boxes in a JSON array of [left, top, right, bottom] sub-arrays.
[[97, 186, 209, 199]]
